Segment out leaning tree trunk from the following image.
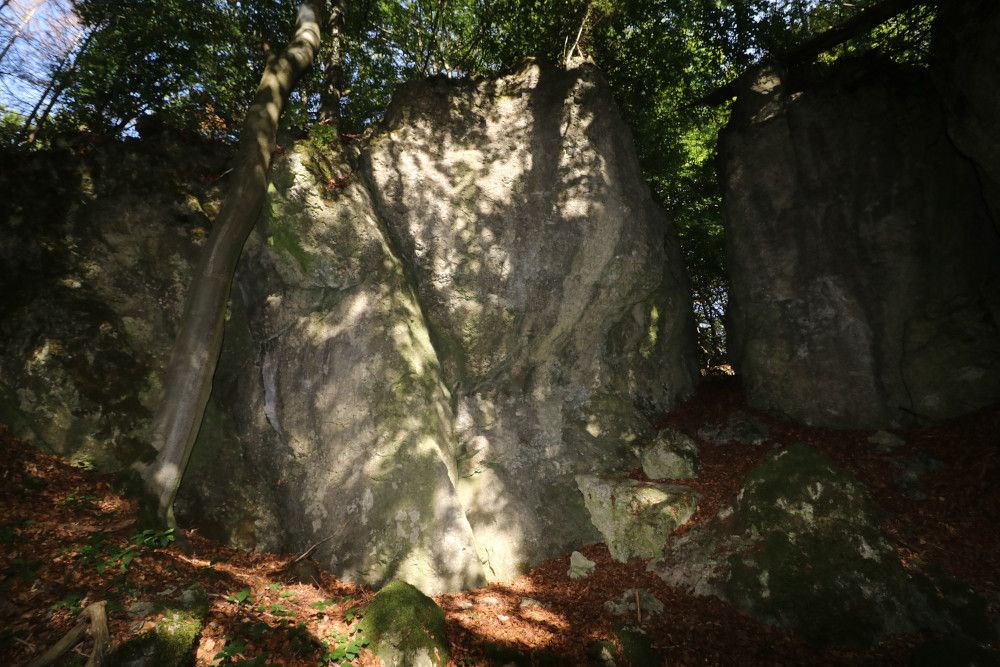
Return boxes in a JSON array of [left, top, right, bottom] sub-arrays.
[[139, 2, 321, 525]]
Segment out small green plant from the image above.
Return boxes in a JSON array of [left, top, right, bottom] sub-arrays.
[[215, 636, 277, 667], [227, 588, 253, 605], [320, 627, 369, 665], [343, 605, 361, 623], [51, 592, 85, 613], [214, 636, 247, 664], [267, 583, 282, 591], [310, 599, 336, 611], [132, 528, 176, 548], [268, 602, 292, 617], [63, 492, 97, 509]]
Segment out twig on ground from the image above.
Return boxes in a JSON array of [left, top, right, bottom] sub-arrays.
[[271, 534, 336, 573]]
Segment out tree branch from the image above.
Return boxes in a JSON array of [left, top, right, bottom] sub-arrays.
[[695, 0, 930, 106]]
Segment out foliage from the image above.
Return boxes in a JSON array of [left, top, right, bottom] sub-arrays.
[[227, 587, 254, 605]]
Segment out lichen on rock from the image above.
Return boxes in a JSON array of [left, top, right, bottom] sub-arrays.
[[576, 474, 699, 561]]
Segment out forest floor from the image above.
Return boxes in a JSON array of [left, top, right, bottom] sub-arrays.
[[1, 377, 997, 666]]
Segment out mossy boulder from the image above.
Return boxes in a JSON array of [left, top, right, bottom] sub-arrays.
[[108, 586, 208, 667], [576, 474, 699, 561], [358, 580, 448, 667], [653, 445, 994, 647]]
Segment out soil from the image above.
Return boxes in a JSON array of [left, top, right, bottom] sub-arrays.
[[1, 376, 997, 666]]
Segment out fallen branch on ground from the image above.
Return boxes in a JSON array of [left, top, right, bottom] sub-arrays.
[[27, 600, 110, 667]]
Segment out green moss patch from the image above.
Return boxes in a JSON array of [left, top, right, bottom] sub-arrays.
[[107, 586, 208, 667], [358, 580, 447, 667]]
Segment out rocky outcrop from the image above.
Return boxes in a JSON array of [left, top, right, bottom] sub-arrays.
[[0, 62, 696, 594], [365, 63, 697, 579], [722, 59, 1000, 429], [0, 139, 230, 471], [176, 62, 698, 592], [652, 445, 994, 647]]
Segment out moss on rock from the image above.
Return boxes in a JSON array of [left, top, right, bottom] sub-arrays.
[[107, 586, 208, 667], [654, 444, 995, 648], [358, 580, 448, 667]]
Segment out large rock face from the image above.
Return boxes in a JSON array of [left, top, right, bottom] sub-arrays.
[[364, 63, 697, 578], [0, 139, 229, 470], [722, 60, 1000, 428], [175, 62, 697, 591]]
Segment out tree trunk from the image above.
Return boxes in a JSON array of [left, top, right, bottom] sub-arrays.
[[318, 0, 345, 127], [138, 2, 322, 525]]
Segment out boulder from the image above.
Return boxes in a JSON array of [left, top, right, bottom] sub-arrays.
[[358, 580, 448, 667], [640, 428, 699, 479], [576, 475, 698, 561], [721, 59, 1000, 429], [365, 62, 697, 578], [1, 63, 697, 593], [652, 444, 992, 647]]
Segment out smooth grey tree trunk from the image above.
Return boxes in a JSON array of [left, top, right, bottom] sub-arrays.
[[139, 2, 322, 525]]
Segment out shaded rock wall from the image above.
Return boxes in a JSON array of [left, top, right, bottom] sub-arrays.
[[934, 0, 1000, 228], [0, 139, 231, 470], [722, 58, 1000, 428]]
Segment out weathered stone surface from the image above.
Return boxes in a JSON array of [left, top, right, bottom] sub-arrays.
[[934, 0, 1000, 227], [176, 146, 483, 593], [576, 474, 698, 561], [0, 139, 230, 471], [652, 444, 992, 647], [365, 61, 697, 578], [640, 428, 699, 479], [722, 60, 1000, 429], [359, 580, 448, 667]]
